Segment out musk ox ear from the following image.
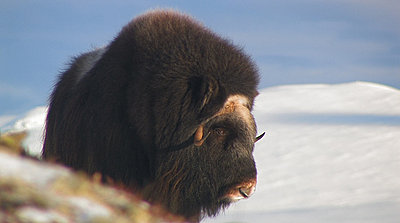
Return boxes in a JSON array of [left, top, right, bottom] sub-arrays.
[[189, 75, 220, 111]]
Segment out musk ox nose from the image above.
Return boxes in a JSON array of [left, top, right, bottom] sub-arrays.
[[239, 185, 254, 198], [224, 178, 257, 201]]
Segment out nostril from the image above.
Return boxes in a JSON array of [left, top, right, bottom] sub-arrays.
[[239, 187, 249, 198], [224, 178, 257, 201], [238, 185, 255, 198]]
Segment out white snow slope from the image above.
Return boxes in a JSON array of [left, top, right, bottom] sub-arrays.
[[206, 82, 400, 223], [1, 81, 399, 223]]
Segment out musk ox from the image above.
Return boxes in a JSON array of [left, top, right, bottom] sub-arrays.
[[43, 10, 264, 221]]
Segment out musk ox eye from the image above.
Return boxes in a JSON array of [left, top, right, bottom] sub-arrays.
[[214, 127, 229, 136], [213, 127, 230, 144]]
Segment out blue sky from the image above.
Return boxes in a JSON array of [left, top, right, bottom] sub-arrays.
[[1, 0, 399, 116]]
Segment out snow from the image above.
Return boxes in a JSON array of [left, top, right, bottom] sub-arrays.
[[1, 81, 399, 222], [205, 82, 400, 223], [1, 106, 47, 157], [0, 152, 70, 188], [67, 196, 112, 221], [16, 207, 69, 223]]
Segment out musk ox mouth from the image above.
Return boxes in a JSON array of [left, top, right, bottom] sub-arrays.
[[222, 179, 257, 202]]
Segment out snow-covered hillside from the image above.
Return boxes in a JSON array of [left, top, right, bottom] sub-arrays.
[[206, 81, 400, 223], [1, 106, 47, 156], [1, 81, 399, 222]]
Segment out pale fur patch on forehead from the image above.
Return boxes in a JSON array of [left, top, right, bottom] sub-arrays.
[[216, 94, 254, 127], [224, 95, 250, 109]]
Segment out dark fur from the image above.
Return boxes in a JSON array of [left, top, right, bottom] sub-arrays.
[[43, 10, 260, 220]]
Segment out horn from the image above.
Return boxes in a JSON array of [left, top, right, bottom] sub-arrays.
[[255, 132, 265, 142], [194, 125, 210, 147]]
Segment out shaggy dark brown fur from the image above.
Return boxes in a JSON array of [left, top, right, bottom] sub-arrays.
[[43, 10, 261, 221]]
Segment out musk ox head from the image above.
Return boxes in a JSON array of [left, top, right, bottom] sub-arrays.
[[43, 10, 263, 221]]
